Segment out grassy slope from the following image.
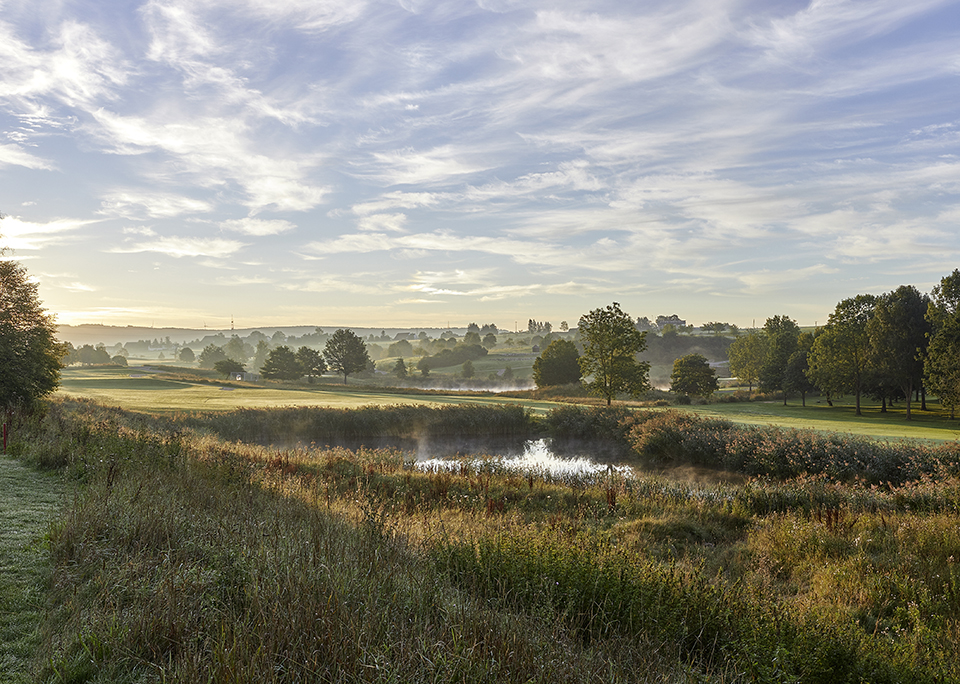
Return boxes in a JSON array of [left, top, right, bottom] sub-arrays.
[[0, 456, 62, 683]]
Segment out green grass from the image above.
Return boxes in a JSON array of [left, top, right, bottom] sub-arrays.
[[0, 456, 63, 683], [685, 396, 960, 443], [55, 365, 563, 415]]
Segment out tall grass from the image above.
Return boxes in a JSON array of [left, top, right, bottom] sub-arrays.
[[5, 398, 959, 682], [171, 403, 534, 444]]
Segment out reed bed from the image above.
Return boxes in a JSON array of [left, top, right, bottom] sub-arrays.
[[5, 398, 958, 683]]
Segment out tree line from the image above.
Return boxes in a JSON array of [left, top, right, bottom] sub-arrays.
[[728, 272, 960, 418]]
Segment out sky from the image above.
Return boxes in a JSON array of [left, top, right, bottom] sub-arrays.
[[1, 0, 959, 331]]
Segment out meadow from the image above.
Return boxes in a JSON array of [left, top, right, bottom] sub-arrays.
[[4, 398, 960, 682]]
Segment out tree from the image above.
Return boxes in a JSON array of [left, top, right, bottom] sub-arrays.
[[223, 335, 250, 364], [393, 358, 408, 378], [251, 340, 271, 372], [295, 346, 326, 377], [111, 355, 128, 367], [461, 360, 475, 379], [178, 347, 196, 363], [577, 302, 650, 405], [387, 339, 413, 358], [197, 344, 228, 369], [670, 354, 718, 399], [559, 321, 569, 332], [807, 295, 877, 416], [783, 346, 816, 407], [482, 332, 497, 348], [868, 285, 930, 420], [324, 329, 370, 384], [759, 315, 801, 400], [925, 271, 960, 418], [701, 322, 727, 336], [463, 331, 481, 345], [260, 346, 302, 380], [532, 339, 582, 388], [728, 331, 768, 392], [214, 359, 245, 378], [0, 258, 67, 408]]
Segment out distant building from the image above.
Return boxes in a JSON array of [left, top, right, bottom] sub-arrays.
[[235, 372, 261, 382]]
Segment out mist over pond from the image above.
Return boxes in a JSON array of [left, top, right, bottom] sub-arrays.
[[277, 434, 631, 478]]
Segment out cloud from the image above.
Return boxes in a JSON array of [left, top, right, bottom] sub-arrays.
[[220, 217, 296, 236], [100, 191, 214, 219], [0, 144, 55, 170], [111, 236, 247, 258], [0, 215, 94, 250]]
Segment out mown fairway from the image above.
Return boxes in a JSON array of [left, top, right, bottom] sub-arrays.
[[686, 396, 960, 443], [55, 365, 563, 414]]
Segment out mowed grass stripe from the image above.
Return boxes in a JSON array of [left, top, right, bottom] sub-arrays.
[[0, 456, 63, 683], [55, 366, 564, 414]]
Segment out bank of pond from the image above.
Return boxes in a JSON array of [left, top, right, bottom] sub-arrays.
[[5, 398, 960, 682]]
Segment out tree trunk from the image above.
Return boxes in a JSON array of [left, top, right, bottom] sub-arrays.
[[880, 397, 887, 413], [921, 386, 928, 411], [904, 380, 913, 420]]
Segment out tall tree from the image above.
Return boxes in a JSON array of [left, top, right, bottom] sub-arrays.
[[758, 315, 801, 399], [577, 302, 650, 405], [670, 354, 718, 399], [324, 329, 370, 384], [260, 346, 303, 380], [925, 270, 960, 418], [295, 346, 326, 377], [728, 330, 768, 392], [532, 339, 581, 388], [197, 344, 228, 369], [868, 285, 930, 420], [807, 295, 877, 416], [0, 258, 67, 408]]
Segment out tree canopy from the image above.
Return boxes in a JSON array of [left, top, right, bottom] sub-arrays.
[[532, 339, 581, 388], [577, 302, 650, 405], [260, 345, 303, 380], [0, 258, 67, 408], [807, 295, 877, 416], [213, 358, 245, 378], [324, 329, 370, 384], [670, 353, 718, 399], [728, 331, 768, 392]]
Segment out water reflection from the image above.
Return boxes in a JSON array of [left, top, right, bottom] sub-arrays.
[[415, 438, 632, 478]]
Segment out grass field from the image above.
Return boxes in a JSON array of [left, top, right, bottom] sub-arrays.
[[55, 365, 563, 414], [57, 365, 960, 444]]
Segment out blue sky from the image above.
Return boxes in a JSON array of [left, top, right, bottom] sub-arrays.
[[1, 0, 959, 330]]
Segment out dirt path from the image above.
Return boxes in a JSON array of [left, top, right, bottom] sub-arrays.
[[0, 455, 63, 682]]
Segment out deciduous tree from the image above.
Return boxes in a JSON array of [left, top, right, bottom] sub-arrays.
[[577, 302, 650, 405], [324, 329, 370, 384], [532, 339, 581, 388], [213, 358, 245, 378], [670, 353, 718, 398], [868, 285, 930, 420], [728, 331, 768, 392], [807, 295, 877, 416], [0, 258, 67, 407], [295, 346, 326, 377], [197, 344, 227, 369]]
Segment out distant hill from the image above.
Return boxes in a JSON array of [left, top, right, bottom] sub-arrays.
[[56, 324, 463, 347]]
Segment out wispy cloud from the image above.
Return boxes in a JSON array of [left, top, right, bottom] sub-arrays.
[[220, 218, 296, 236], [110, 236, 247, 258]]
